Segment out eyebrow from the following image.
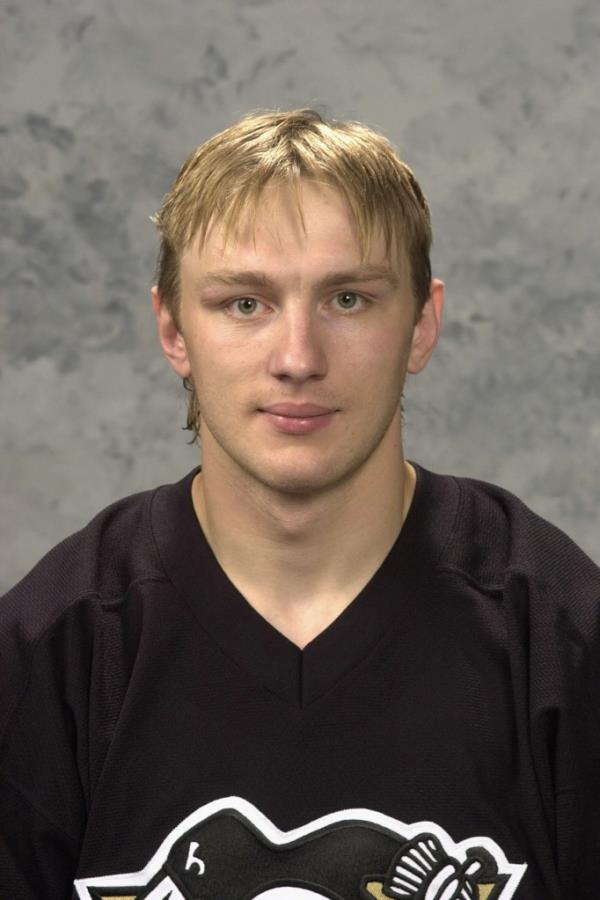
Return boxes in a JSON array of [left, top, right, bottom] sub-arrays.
[[194, 264, 402, 292]]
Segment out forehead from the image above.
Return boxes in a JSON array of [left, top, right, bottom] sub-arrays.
[[186, 179, 403, 273]]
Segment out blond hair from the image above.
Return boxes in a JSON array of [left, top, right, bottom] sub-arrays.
[[152, 107, 432, 444]]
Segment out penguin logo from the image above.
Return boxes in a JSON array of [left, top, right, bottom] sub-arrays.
[[361, 833, 503, 899], [74, 797, 526, 899]]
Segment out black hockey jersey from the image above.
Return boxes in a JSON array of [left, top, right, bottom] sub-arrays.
[[1, 462, 599, 899]]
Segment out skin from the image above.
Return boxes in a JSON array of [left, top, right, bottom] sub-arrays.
[[153, 180, 444, 648]]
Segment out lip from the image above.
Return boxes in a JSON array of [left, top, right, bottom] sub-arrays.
[[260, 409, 336, 434], [261, 403, 336, 417]]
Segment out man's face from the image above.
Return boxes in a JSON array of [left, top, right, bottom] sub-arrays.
[[161, 180, 441, 496]]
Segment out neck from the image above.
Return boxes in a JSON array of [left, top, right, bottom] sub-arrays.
[[191, 433, 416, 647]]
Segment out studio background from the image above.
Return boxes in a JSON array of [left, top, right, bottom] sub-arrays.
[[1, 0, 599, 592]]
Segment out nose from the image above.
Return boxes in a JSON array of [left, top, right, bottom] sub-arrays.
[[267, 307, 328, 383]]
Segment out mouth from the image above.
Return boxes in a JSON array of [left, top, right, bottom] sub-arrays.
[[261, 403, 337, 418], [259, 409, 337, 435]]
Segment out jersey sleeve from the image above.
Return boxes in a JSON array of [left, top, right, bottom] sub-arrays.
[[504, 547, 600, 898], [0, 777, 80, 899], [548, 564, 600, 897], [0, 582, 103, 899]]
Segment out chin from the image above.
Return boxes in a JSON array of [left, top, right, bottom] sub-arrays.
[[247, 452, 370, 498]]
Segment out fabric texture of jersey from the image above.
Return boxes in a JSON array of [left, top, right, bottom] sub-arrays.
[[1, 462, 599, 899]]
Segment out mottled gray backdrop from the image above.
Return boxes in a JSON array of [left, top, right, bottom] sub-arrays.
[[2, 0, 599, 591]]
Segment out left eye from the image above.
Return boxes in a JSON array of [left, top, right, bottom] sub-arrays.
[[333, 291, 365, 311]]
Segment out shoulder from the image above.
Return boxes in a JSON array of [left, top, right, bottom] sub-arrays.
[[458, 470, 596, 574], [415, 462, 600, 591], [0, 470, 197, 739], [414, 463, 600, 675], [0, 470, 197, 648]]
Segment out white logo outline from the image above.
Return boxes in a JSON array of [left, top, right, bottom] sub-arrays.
[[74, 795, 527, 899]]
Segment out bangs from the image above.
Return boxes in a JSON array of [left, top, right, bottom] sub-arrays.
[[186, 170, 406, 280]]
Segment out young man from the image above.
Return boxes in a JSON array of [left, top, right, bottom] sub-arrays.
[[1, 109, 598, 900]]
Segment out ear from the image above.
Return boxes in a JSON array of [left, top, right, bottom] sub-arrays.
[[407, 278, 445, 374], [151, 285, 192, 379]]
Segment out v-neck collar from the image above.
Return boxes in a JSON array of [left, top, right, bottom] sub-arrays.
[[150, 461, 459, 708]]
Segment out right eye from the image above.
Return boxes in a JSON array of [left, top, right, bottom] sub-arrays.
[[226, 297, 266, 317]]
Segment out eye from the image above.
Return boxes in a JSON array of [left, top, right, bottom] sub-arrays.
[[333, 291, 367, 312], [227, 297, 265, 317], [224, 292, 368, 318]]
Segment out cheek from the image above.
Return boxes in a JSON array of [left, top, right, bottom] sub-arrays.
[[184, 336, 262, 425], [357, 330, 412, 384], [186, 329, 256, 384]]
